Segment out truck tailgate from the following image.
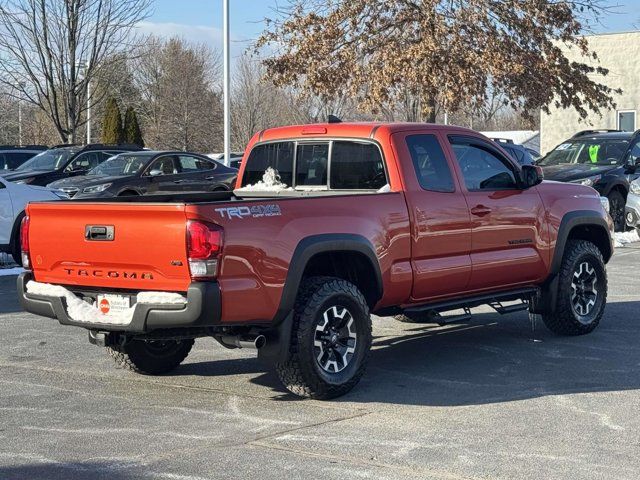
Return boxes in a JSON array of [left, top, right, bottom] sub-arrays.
[[27, 202, 191, 292]]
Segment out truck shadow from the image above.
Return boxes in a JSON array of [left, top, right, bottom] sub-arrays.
[[248, 300, 640, 406]]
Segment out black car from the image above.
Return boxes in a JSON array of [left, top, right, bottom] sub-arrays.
[[47, 151, 238, 199], [491, 138, 537, 165], [538, 129, 640, 231], [1, 143, 142, 186], [0, 145, 48, 171]]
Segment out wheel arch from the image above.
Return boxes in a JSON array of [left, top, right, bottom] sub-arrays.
[[9, 210, 25, 255], [551, 210, 613, 276], [272, 234, 383, 324]]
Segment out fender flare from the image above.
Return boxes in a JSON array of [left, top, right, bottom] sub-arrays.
[[8, 210, 25, 255], [533, 209, 612, 314], [259, 234, 382, 363]]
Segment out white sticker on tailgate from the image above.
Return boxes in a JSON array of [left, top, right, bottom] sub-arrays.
[[97, 294, 131, 317]]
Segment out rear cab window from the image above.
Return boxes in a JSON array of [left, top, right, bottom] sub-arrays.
[[240, 139, 387, 192]]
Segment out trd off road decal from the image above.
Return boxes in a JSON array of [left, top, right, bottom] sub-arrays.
[[215, 204, 282, 219]]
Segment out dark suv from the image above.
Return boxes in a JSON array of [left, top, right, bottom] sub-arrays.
[[0, 144, 142, 186], [538, 129, 640, 231], [0, 145, 48, 171]]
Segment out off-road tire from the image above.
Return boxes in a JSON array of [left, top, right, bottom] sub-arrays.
[[107, 338, 194, 375], [275, 276, 372, 399], [607, 190, 626, 232], [542, 240, 607, 336]]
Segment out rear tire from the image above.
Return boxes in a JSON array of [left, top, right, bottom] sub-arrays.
[[542, 240, 607, 336], [275, 276, 372, 399], [107, 338, 194, 375], [607, 190, 626, 232]]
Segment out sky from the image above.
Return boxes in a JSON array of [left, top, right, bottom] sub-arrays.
[[138, 0, 639, 59]]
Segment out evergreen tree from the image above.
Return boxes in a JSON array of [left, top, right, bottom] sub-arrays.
[[101, 97, 123, 144], [123, 106, 144, 147]]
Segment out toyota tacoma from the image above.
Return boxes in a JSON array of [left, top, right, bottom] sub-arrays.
[[17, 123, 614, 399]]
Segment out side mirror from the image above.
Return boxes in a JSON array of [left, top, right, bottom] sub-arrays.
[[148, 169, 163, 177], [521, 165, 544, 188]]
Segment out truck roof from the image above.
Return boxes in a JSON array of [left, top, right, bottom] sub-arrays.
[[256, 122, 479, 143]]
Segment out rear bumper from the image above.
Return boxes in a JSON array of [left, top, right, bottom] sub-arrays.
[[17, 272, 221, 332]]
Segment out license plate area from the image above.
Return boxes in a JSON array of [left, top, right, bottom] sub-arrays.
[[96, 293, 132, 317]]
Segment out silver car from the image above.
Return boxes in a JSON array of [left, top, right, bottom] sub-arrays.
[[625, 179, 640, 233], [0, 175, 64, 263]]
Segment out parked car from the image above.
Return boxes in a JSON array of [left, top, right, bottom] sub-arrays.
[[490, 138, 536, 165], [0, 174, 63, 264], [625, 178, 640, 233], [17, 122, 613, 400], [537, 129, 640, 231], [47, 151, 238, 199], [1, 144, 143, 187], [0, 145, 48, 171]]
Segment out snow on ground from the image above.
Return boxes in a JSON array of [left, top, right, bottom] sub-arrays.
[[236, 167, 294, 192], [614, 230, 640, 248]]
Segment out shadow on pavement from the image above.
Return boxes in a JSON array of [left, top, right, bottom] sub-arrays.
[[0, 462, 148, 480], [251, 300, 640, 405]]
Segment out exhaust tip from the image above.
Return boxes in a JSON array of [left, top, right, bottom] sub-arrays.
[[254, 335, 266, 349]]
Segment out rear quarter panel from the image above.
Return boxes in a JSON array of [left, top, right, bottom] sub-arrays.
[[187, 192, 411, 323]]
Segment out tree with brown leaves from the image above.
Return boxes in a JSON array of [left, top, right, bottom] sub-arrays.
[[258, 0, 619, 122]]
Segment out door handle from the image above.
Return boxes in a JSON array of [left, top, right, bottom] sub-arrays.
[[205, 176, 215, 180], [173, 180, 185, 184], [471, 205, 492, 217]]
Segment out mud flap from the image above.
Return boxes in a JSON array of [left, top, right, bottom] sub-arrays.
[[257, 311, 294, 364]]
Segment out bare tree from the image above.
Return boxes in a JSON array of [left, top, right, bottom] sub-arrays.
[[0, 0, 152, 143], [135, 37, 223, 152]]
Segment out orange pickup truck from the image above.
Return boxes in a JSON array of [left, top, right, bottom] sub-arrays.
[[17, 123, 614, 399]]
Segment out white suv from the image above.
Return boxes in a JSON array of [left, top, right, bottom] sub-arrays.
[[0, 175, 63, 263]]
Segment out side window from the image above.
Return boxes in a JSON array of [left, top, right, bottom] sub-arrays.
[[296, 143, 329, 187], [5, 152, 35, 170], [627, 140, 640, 165], [243, 142, 294, 187], [406, 135, 455, 192], [178, 155, 216, 172], [66, 152, 102, 172], [330, 141, 386, 190], [450, 139, 518, 191], [148, 156, 176, 175]]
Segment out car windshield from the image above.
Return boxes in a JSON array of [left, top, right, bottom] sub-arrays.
[[539, 139, 630, 166], [15, 149, 74, 171], [88, 154, 148, 176]]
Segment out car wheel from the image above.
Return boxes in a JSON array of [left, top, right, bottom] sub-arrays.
[[10, 212, 25, 265], [275, 276, 372, 399], [607, 190, 626, 232], [541, 240, 607, 336], [107, 339, 194, 375]]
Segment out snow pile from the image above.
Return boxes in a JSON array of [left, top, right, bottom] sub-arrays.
[[614, 230, 640, 248], [26, 281, 186, 326], [236, 167, 294, 192]]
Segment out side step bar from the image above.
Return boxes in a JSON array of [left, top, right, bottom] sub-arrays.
[[403, 287, 539, 321]]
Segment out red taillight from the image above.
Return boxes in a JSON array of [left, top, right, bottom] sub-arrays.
[[20, 215, 31, 269], [186, 220, 223, 279]]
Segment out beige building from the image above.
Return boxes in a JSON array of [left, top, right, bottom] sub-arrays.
[[540, 31, 640, 154]]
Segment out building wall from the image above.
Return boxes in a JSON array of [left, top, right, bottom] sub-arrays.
[[540, 31, 640, 155]]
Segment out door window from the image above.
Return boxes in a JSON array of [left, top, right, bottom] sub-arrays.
[[450, 139, 518, 191], [406, 135, 455, 192], [148, 156, 176, 175], [243, 142, 294, 187], [178, 155, 216, 172]]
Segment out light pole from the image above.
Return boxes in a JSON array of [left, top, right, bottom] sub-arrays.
[[222, 0, 231, 166], [17, 81, 25, 146], [86, 66, 91, 145]]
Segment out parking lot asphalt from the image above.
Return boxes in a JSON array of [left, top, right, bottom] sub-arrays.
[[1, 245, 640, 480]]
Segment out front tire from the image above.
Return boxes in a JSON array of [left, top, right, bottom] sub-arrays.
[[542, 240, 607, 336], [107, 338, 194, 375], [275, 277, 372, 399]]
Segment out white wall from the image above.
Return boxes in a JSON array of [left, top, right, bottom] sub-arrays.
[[540, 31, 640, 154]]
